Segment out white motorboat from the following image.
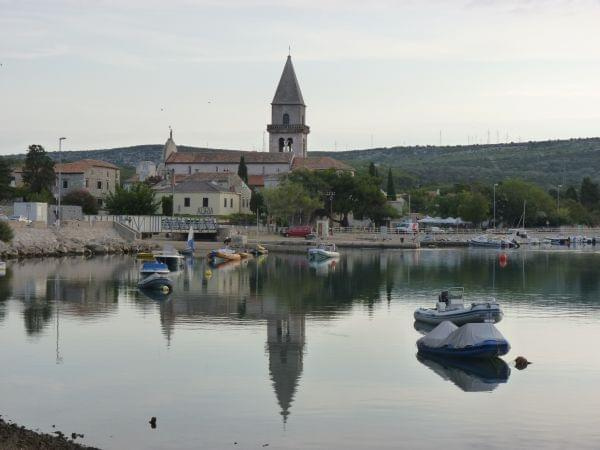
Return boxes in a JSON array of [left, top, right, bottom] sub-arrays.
[[414, 287, 503, 325], [308, 243, 340, 261], [469, 235, 518, 249], [138, 272, 173, 292], [140, 261, 170, 276], [154, 250, 185, 271]]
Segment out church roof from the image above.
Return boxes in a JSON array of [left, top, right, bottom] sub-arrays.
[[166, 150, 293, 165], [272, 56, 305, 106]]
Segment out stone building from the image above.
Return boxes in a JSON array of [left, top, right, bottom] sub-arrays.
[[267, 55, 310, 157], [53, 159, 120, 207]]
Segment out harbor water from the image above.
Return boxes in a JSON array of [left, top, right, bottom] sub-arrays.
[[1, 248, 600, 449]]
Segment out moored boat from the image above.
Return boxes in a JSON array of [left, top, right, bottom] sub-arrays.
[[136, 252, 156, 261], [414, 287, 503, 325], [0, 260, 6, 275], [469, 235, 518, 248], [208, 248, 242, 263], [138, 272, 173, 291], [140, 261, 170, 276], [179, 226, 195, 256], [417, 321, 510, 359], [154, 251, 185, 271], [307, 243, 340, 261]]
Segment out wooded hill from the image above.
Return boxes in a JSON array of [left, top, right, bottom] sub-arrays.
[[314, 137, 600, 189], [5, 137, 600, 188]]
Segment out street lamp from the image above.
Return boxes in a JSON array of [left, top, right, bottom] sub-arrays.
[[493, 183, 498, 230], [57, 137, 67, 229]]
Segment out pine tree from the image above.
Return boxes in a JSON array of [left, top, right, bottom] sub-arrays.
[[22, 145, 55, 194], [238, 155, 248, 184], [386, 168, 396, 200]]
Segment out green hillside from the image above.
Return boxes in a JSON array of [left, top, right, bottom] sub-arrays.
[[314, 138, 600, 188]]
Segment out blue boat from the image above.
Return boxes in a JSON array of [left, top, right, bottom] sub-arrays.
[[140, 261, 170, 276], [416, 321, 510, 359]]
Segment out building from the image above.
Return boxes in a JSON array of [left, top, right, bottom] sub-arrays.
[[53, 159, 120, 207], [267, 55, 309, 157], [155, 173, 251, 216], [10, 167, 23, 188]]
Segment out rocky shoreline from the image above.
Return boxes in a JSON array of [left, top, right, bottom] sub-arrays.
[[0, 223, 156, 259], [0, 416, 99, 450]]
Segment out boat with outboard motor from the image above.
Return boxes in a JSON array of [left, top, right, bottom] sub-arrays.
[[414, 287, 503, 325], [417, 320, 510, 359], [154, 251, 185, 271], [307, 243, 340, 261], [138, 272, 173, 291], [140, 261, 170, 276], [208, 247, 242, 263], [469, 234, 518, 248]]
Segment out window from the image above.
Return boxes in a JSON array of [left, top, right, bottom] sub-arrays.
[[97, 198, 103, 206], [224, 198, 227, 208], [107, 171, 109, 177], [62, 180, 68, 189], [230, 198, 233, 208], [97, 181, 102, 189], [203, 197, 208, 207], [85, 179, 89, 188], [283, 113, 290, 125], [188, 166, 192, 175], [216, 166, 219, 172], [184, 197, 191, 207], [278, 138, 284, 152], [262, 166, 265, 174], [287, 138, 293, 151]]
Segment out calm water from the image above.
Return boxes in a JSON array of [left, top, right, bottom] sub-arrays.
[[1, 248, 600, 449]]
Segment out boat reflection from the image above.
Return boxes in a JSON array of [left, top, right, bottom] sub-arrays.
[[138, 288, 172, 302], [413, 320, 436, 335], [416, 352, 510, 392], [308, 257, 339, 276]]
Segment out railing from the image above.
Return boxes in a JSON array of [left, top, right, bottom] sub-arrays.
[[84, 215, 218, 234]]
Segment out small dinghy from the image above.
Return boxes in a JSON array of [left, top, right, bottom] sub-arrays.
[[208, 248, 241, 263], [138, 273, 173, 292], [417, 321, 510, 359], [140, 261, 170, 275], [308, 243, 340, 261], [414, 287, 503, 325]]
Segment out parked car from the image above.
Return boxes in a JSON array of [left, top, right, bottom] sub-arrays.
[[282, 225, 312, 238], [9, 215, 32, 224], [396, 222, 418, 234]]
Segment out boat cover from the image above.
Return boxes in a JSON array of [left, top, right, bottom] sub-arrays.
[[418, 321, 458, 347], [441, 323, 507, 349]]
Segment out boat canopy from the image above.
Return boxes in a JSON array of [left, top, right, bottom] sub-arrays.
[[418, 321, 458, 348], [441, 323, 507, 349]]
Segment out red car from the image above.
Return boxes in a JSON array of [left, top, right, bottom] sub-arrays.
[[281, 225, 312, 238]]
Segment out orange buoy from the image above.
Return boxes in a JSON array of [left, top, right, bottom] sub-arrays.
[[499, 252, 508, 268]]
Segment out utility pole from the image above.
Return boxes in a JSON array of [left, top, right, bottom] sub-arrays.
[[171, 168, 175, 218], [57, 137, 66, 229], [493, 183, 498, 230]]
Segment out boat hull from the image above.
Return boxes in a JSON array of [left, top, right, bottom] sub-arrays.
[[308, 249, 340, 261], [417, 340, 510, 359], [414, 306, 503, 325], [138, 274, 173, 291]]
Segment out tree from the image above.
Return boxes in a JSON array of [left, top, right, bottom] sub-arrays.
[[0, 221, 13, 242], [496, 179, 554, 227], [386, 168, 396, 200], [161, 195, 173, 216], [237, 155, 248, 184], [564, 185, 578, 202], [105, 184, 160, 215], [62, 189, 99, 215], [368, 162, 379, 178], [263, 181, 322, 225], [580, 177, 600, 209], [457, 192, 489, 226], [22, 145, 55, 194], [249, 189, 265, 214], [0, 158, 12, 199]]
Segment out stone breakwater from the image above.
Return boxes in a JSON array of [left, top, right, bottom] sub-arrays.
[[0, 223, 156, 259]]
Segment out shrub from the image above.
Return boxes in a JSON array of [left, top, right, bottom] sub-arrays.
[[0, 221, 14, 242], [62, 189, 99, 214]]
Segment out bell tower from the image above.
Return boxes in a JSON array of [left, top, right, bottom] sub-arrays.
[[267, 55, 310, 157]]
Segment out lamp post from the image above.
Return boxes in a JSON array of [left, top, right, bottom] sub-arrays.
[[493, 183, 498, 230], [171, 168, 175, 218], [57, 137, 66, 229], [557, 184, 562, 227]]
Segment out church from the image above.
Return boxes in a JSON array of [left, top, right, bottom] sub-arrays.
[[160, 55, 353, 189]]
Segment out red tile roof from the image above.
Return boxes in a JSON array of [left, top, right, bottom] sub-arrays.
[[291, 156, 354, 172], [166, 150, 293, 165], [55, 159, 119, 173], [247, 175, 265, 187]]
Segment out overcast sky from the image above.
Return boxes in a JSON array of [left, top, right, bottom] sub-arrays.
[[1, 0, 600, 155]]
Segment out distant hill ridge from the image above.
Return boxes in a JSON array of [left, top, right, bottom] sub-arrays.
[[6, 137, 600, 187]]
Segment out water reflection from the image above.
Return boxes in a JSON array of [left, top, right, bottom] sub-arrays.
[[416, 353, 510, 392]]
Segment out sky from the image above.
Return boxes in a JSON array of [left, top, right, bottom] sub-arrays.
[[1, 0, 600, 155]]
